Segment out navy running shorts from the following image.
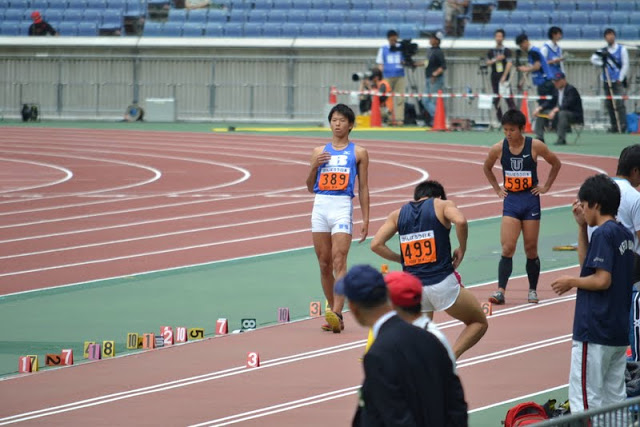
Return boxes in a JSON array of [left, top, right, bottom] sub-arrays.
[[503, 191, 541, 221]]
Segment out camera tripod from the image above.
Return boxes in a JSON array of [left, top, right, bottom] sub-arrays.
[[404, 65, 428, 126], [477, 60, 495, 129]]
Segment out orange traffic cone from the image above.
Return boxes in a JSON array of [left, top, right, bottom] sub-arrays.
[[432, 90, 447, 131], [370, 94, 382, 127], [521, 91, 533, 133], [329, 86, 337, 104]]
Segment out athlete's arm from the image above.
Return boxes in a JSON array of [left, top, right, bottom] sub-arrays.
[[371, 210, 402, 264], [482, 143, 507, 198], [306, 147, 331, 193], [551, 269, 611, 295], [356, 146, 370, 243], [571, 200, 589, 266], [443, 201, 468, 269], [531, 140, 562, 195]]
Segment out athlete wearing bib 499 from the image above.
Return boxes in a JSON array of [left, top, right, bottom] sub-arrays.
[[483, 110, 562, 306], [371, 180, 487, 359], [306, 104, 370, 334]]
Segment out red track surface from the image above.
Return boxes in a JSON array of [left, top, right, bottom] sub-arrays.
[[0, 128, 616, 425]]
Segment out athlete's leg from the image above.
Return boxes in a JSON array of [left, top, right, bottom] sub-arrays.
[[445, 287, 488, 359], [331, 232, 352, 315], [498, 216, 522, 293], [312, 232, 334, 309], [522, 219, 541, 300]]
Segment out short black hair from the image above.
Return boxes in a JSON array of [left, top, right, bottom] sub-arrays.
[[396, 304, 422, 315], [578, 174, 621, 217], [371, 68, 383, 79], [548, 26, 562, 39], [501, 109, 526, 128], [387, 29, 398, 38], [495, 28, 505, 37], [328, 103, 355, 125], [515, 33, 528, 45], [617, 144, 640, 176], [604, 28, 616, 37], [414, 180, 447, 201]]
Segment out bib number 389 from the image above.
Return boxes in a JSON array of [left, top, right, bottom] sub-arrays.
[[319, 172, 348, 191]]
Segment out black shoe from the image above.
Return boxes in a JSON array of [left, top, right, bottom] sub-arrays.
[[554, 140, 566, 145]]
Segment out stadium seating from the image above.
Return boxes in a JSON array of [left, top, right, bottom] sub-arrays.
[[243, 22, 262, 36], [182, 22, 204, 36], [188, 9, 208, 24], [1, 0, 639, 39], [581, 25, 602, 39], [77, 22, 98, 35], [262, 22, 281, 36], [205, 22, 224, 36], [562, 25, 581, 39]]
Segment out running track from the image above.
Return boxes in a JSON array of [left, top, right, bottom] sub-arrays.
[[0, 128, 616, 425]]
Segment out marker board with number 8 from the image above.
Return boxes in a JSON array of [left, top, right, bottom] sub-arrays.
[[241, 318, 257, 330]]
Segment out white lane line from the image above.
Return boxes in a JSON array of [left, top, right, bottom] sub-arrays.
[[0, 155, 428, 241], [0, 190, 537, 276], [0, 300, 576, 425], [0, 204, 576, 298], [0, 182, 571, 262], [0, 141, 295, 209], [0, 158, 73, 194], [0, 140, 423, 225], [0, 150, 162, 198], [189, 335, 574, 427], [0, 150, 250, 228], [0, 148, 251, 209]]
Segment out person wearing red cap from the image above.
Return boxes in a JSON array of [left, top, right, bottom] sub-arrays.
[[371, 179, 487, 359], [385, 270, 456, 365], [335, 264, 467, 427], [28, 11, 58, 36]]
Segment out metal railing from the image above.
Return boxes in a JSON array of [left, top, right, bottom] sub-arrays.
[[537, 396, 640, 427], [0, 50, 636, 123]]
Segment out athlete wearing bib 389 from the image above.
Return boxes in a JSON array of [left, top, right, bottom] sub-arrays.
[[483, 110, 562, 306], [371, 180, 487, 359], [306, 103, 370, 334]]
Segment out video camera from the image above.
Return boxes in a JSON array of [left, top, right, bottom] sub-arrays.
[[594, 48, 609, 58], [390, 38, 419, 67], [352, 71, 373, 82]]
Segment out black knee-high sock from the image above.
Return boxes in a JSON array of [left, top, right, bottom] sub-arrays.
[[498, 256, 512, 290], [526, 257, 541, 291]]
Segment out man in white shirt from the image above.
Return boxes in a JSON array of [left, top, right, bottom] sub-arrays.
[[590, 28, 629, 133], [384, 270, 457, 365], [588, 145, 640, 359]]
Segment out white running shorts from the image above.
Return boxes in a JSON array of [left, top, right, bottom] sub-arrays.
[[311, 194, 353, 234], [421, 272, 462, 312]]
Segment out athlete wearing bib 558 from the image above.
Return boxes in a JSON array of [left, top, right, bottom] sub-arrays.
[[306, 103, 370, 333], [483, 110, 562, 305], [371, 180, 487, 359]]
